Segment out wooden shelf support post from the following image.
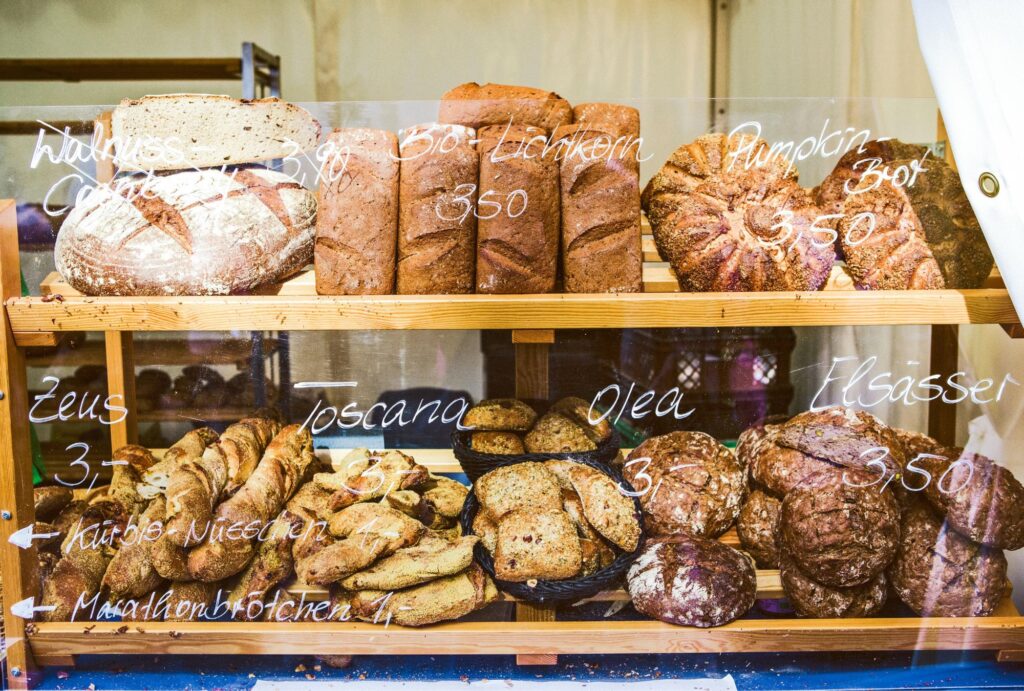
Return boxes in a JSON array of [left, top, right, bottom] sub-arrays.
[[512, 328, 559, 666], [105, 331, 137, 450], [0, 199, 40, 689]]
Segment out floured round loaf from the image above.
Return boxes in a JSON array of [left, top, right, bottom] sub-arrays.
[[112, 95, 320, 172], [623, 431, 746, 538], [736, 489, 781, 568], [55, 166, 315, 296], [627, 534, 756, 627]]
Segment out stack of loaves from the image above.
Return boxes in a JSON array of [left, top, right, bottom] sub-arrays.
[[461, 396, 613, 455], [621, 431, 755, 627], [315, 82, 643, 296], [55, 95, 320, 296], [736, 406, 1022, 618]]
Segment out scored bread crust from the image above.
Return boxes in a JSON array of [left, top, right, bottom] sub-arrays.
[[889, 500, 1007, 617], [642, 132, 835, 292], [736, 489, 781, 568], [112, 95, 321, 171], [780, 551, 887, 618], [839, 155, 993, 289], [627, 534, 756, 627], [439, 82, 572, 133], [55, 167, 316, 296]]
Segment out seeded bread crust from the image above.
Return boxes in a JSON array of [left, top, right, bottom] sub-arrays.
[[524, 412, 598, 454], [475, 462, 562, 520], [462, 399, 537, 431], [779, 473, 900, 587], [627, 535, 756, 627], [470, 432, 525, 455], [623, 431, 745, 538], [494, 508, 582, 581]]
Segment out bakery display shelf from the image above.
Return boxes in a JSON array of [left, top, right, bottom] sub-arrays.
[[25, 337, 278, 368], [9, 265, 1019, 337]]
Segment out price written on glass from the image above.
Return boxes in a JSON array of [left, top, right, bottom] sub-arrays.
[[759, 210, 876, 253], [843, 446, 974, 495], [435, 184, 528, 224]]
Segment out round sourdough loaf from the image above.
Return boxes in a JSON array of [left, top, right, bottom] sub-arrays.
[[815, 138, 929, 218], [889, 500, 1007, 617], [627, 534, 756, 627], [779, 551, 887, 618], [641, 132, 835, 292], [779, 472, 900, 587], [623, 431, 745, 538], [55, 166, 315, 296]]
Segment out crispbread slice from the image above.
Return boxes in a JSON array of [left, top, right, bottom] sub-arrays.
[[568, 464, 640, 552], [475, 462, 561, 520], [494, 508, 582, 581], [112, 94, 320, 171]]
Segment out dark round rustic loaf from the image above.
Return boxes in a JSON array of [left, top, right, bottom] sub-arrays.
[[642, 132, 835, 292], [889, 500, 1007, 617], [779, 551, 887, 618], [736, 489, 781, 568], [735, 414, 791, 469], [627, 535, 756, 627], [815, 139, 929, 218], [55, 166, 316, 296], [838, 154, 993, 289], [779, 472, 900, 587], [623, 431, 746, 537], [922, 451, 1024, 551], [746, 422, 845, 497]]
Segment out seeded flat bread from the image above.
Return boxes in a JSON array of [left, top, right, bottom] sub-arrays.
[[472, 511, 498, 552], [524, 412, 597, 453], [471, 431, 526, 455], [462, 399, 537, 431], [736, 489, 781, 568], [340, 534, 479, 590], [627, 534, 756, 627], [421, 474, 470, 520], [779, 472, 900, 587], [475, 462, 562, 520], [779, 551, 887, 618], [567, 464, 640, 551], [350, 563, 499, 627], [495, 508, 582, 581]]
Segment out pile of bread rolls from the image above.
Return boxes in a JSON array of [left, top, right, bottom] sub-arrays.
[[461, 396, 613, 455]]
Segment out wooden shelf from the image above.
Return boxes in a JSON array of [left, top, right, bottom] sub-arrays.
[[27, 606, 1024, 657], [26, 337, 277, 367], [9, 268, 1019, 335], [0, 58, 246, 83]]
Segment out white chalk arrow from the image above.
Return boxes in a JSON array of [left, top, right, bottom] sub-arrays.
[[8, 523, 60, 549], [10, 597, 55, 620]]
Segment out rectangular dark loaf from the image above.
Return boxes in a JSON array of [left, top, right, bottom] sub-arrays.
[[476, 124, 560, 294], [571, 102, 641, 139], [553, 119, 642, 293], [315, 128, 399, 295], [397, 123, 479, 294]]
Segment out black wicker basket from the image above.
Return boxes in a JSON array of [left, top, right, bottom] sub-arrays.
[[459, 456, 643, 605], [451, 428, 621, 483]]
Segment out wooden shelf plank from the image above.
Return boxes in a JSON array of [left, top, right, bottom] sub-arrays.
[[28, 610, 1024, 657], [9, 270, 1020, 331]]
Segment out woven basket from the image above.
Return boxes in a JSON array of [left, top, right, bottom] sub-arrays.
[[459, 457, 643, 605], [451, 428, 621, 484]]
